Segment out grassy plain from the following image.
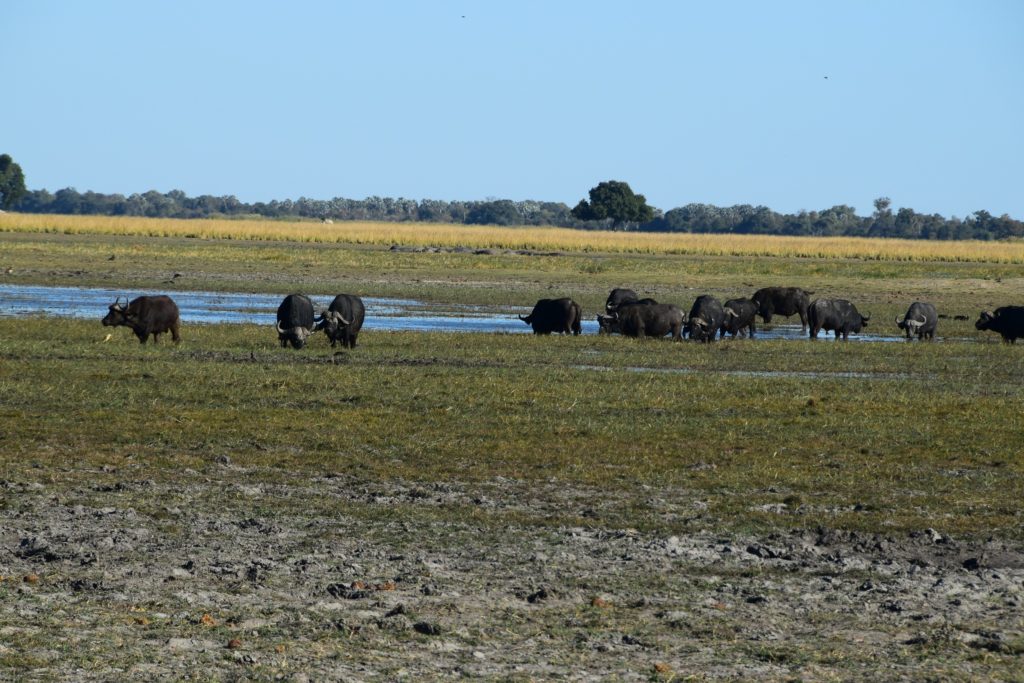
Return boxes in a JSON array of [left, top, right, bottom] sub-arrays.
[[3, 317, 1023, 538], [1, 219, 1024, 679]]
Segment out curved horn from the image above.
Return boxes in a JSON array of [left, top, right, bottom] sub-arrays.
[[725, 309, 738, 319], [692, 317, 707, 329], [895, 315, 904, 325], [914, 314, 927, 324], [276, 320, 288, 334], [332, 311, 351, 326]]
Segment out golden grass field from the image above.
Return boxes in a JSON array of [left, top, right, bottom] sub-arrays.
[[3, 212, 1024, 263]]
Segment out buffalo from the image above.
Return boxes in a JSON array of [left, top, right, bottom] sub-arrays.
[[895, 302, 938, 340], [751, 287, 814, 331], [975, 306, 1024, 343], [720, 298, 758, 339], [315, 294, 365, 348], [597, 297, 659, 334], [276, 294, 318, 349], [102, 295, 181, 344], [605, 288, 639, 313], [612, 302, 684, 340], [520, 298, 582, 335], [687, 295, 726, 343], [808, 299, 870, 340]]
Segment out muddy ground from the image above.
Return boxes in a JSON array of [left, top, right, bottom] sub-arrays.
[[2, 463, 1022, 681]]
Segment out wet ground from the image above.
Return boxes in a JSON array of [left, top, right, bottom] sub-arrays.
[[0, 284, 923, 342]]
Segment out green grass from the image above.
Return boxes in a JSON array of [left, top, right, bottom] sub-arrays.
[[2, 231, 1022, 318], [3, 317, 1022, 539]]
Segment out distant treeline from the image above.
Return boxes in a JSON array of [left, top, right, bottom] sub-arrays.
[[11, 188, 1024, 241]]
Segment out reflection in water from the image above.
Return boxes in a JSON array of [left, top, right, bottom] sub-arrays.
[[0, 283, 913, 341]]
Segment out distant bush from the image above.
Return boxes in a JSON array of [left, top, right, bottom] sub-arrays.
[[10, 187, 1023, 241]]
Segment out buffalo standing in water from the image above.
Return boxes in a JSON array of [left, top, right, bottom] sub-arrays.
[[895, 302, 938, 340], [520, 298, 582, 335], [720, 298, 758, 339], [751, 287, 814, 331], [102, 295, 181, 344], [276, 294, 318, 349], [596, 297, 659, 334], [808, 299, 870, 340], [614, 302, 684, 340], [315, 294, 366, 348], [605, 288, 639, 314], [687, 295, 726, 343]]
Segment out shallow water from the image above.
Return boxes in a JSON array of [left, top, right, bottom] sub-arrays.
[[0, 283, 572, 334], [0, 283, 920, 341]]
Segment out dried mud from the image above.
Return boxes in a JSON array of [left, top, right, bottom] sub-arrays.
[[2, 465, 1022, 681]]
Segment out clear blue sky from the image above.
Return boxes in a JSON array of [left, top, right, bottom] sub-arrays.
[[5, 1, 1023, 219]]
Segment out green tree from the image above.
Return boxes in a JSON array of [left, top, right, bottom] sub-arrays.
[[571, 180, 655, 228], [0, 154, 27, 210]]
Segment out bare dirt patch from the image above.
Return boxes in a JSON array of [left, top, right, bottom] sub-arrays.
[[3, 466, 1021, 680]]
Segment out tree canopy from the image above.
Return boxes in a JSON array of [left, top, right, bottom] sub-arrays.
[[3, 159, 1022, 240], [0, 154, 27, 210], [571, 180, 655, 228]]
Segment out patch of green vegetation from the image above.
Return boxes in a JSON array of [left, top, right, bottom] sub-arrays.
[[2, 316, 1022, 540]]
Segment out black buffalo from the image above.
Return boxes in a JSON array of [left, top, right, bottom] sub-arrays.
[[808, 299, 870, 340], [895, 302, 938, 340], [613, 302, 684, 340], [596, 297, 659, 334], [276, 294, 318, 349], [315, 294, 366, 348], [720, 298, 758, 338], [605, 288, 639, 313], [975, 306, 1024, 343], [520, 298, 582, 335], [751, 287, 814, 331], [102, 295, 181, 344], [687, 295, 726, 343]]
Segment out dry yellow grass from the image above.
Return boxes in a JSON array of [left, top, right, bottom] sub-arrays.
[[2, 212, 1023, 263]]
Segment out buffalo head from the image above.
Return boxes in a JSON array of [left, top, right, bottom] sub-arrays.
[[276, 320, 316, 349], [596, 313, 620, 334], [102, 297, 131, 327], [689, 316, 712, 341], [896, 313, 926, 336], [315, 309, 352, 337], [976, 311, 995, 330]]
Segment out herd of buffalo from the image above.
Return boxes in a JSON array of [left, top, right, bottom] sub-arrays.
[[100, 286, 1024, 347]]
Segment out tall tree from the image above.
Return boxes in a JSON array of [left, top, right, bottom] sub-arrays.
[[0, 154, 27, 210], [572, 180, 655, 228]]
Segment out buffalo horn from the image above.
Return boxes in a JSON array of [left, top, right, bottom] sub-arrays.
[[276, 320, 288, 334], [331, 310, 351, 326], [692, 317, 707, 329], [894, 315, 903, 325]]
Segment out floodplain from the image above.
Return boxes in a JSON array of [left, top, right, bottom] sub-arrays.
[[1, 218, 1022, 680]]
